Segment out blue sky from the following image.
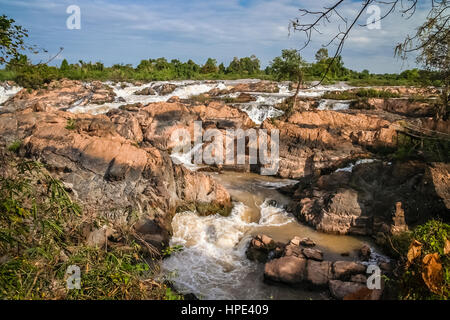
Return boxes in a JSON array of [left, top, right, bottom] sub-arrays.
[[0, 0, 431, 73]]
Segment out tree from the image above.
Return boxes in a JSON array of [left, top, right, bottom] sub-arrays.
[[290, 0, 449, 89], [404, 10, 449, 119], [201, 58, 218, 74], [270, 49, 308, 109], [60, 59, 70, 71], [0, 15, 35, 65], [315, 48, 329, 63]]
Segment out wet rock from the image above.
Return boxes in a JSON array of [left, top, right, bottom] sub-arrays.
[[284, 243, 304, 258], [300, 237, 316, 247], [232, 93, 256, 103], [306, 260, 333, 287], [358, 244, 372, 261], [154, 83, 177, 95], [329, 280, 366, 300], [302, 248, 324, 261], [264, 256, 307, 284], [134, 87, 156, 96], [246, 234, 277, 263], [333, 261, 366, 280]]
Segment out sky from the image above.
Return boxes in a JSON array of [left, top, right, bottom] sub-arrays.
[[0, 0, 433, 73]]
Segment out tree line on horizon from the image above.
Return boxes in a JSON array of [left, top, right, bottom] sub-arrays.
[[0, 48, 443, 89]]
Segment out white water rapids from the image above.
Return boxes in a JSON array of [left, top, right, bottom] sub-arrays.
[[64, 80, 354, 124], [161, 172, 388, 300]]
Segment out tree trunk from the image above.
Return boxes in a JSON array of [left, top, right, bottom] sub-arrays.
[[292, 72, 303, 111]]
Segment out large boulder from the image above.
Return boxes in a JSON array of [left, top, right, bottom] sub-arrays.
[[306, 260, 333, 287], [329, 280, 367, 300], [1, 79, 116, 113], [261, 109, 399, 179], [264, 256, 307, 284], [246, 234, 282, 263], [333, 261, 366, 280], [287, 160, 449, 236]]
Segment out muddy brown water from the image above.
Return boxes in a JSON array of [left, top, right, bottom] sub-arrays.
[[161, 171, 380, 300]]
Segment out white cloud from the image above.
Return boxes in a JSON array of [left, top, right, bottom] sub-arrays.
[[1, 0, 433, 73]]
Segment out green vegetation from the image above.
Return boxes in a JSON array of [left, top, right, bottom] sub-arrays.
[[0, 49, 443, 90], [7, 140, 21, 153], [323, 88, 401, 100], [393, 132, 450, 163], [385, 220, 449, 300], [65, 118, 76, 130], [162, 245, 184, 257], [0, 157, 175, 300]]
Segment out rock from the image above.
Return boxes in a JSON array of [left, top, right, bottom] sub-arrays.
[[0, 101, 233, 255], [342, 286, 383, 300], [154, 83, 177, 95], [379, 262, 393, 273], [302, 248, 324, 261], [329, 280, 366, 300], [230, 81, 280, 94], [232, 93, 256, 103], [300, 237, 316, 247], [246, 235, 277, 263], [358, 244, 372, 261], [366, 97, 435, 117], [350, 274, 367, 284], [264, 256, 307, 284], [391, 202, 408, 234], [32, 101, 46, 112], [167, 96, 180, 103], [134, 87, 156, 96], [306, 260, 333, 287], [284, 243, 304, 258], [262, 109, 399, 179], [86, 226, 114, 248], [333, 261, 366, 280], [290, 236, 301, 246], [287, 160, 449, 236], [2, 79, 116, 112]]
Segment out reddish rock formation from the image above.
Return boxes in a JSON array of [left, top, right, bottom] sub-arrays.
[[0, 101, 232, 251], [1, 79, 115, 112]]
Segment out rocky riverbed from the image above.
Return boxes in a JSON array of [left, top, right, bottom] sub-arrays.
[[0, 78, 448, 300]]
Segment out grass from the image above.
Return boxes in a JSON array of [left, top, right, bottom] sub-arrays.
[[65, 119, 76, 130], [7, 140, 21, 153]]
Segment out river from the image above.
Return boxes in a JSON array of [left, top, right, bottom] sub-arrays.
[[161, 171, 378, 300]]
